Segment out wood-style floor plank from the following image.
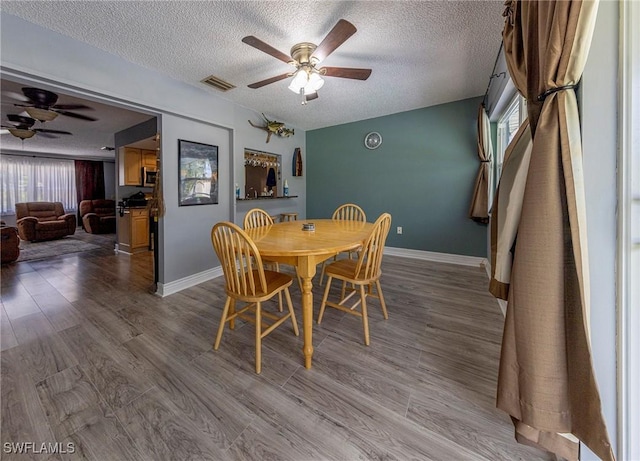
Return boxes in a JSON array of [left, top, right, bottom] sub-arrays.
[[0, 232, 554, 460], [114, 387, 226, 460], [0, 302, 19, 351], [1, 348, 61, 461]]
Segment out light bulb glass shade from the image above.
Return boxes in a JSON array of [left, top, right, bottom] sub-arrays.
[[308, 72, 324, 91], [8, 128, 36, 140], [288, 80, 301, 93], [25, 107, 58, 122]]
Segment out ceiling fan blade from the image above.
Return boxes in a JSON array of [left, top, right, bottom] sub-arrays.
[[312, 19, 357, 63], [52, 109, 98, 121], [247, 73, 291, 89], [320, 66, 372, 80], [305, 92, 319, 102], [52, 104, 94, 111], [34, 128, 72, 135], [3, 91, 31, 103], [6, 114, 36, 127], [34, 132, 59, 139], [242, 36, 292, 64], [22, 87, 59, 106]]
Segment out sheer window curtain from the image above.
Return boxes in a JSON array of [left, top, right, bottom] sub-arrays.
[[0, 155, 78, 215]]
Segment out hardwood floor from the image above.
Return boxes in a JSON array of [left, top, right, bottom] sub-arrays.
[[1, 240, 553, 460]]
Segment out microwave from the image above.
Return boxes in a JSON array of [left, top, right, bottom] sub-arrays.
[[142, 167, 157, 187]]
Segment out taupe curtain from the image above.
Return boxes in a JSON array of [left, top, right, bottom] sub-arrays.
[[495, 1, 614, 460], [468, 104, 493, 223], [489, 119, 531, 300]]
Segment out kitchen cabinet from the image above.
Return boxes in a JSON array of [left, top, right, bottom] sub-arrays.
[[118, 208, 149, 254], [142, 150, 157, 169], [122, 148, 157, 186], [123, 148, 142, 186]]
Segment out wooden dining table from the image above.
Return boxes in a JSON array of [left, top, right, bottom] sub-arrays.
[[245, 218, 372, 369]]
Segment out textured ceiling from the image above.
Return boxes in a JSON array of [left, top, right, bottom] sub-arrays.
[[0, 0, 505, 156]]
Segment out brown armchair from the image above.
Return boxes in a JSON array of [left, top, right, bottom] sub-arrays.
[[79, 199, 116, 234], [15, 202, 77, 242], [1, 222, 20, 264]]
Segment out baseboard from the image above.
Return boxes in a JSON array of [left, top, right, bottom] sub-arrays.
[[157, 249, 484, 297], [384, 246, 485, 267], [157, 266, 223, 297]]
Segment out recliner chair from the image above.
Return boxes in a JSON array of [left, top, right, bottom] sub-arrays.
[[79, 199, 116, 234], [15, 202, 77, 242]]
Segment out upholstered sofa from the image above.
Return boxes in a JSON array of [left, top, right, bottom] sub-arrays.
[[1, 222, 20, 264], [79, 199, 116, 234], [15, 202, 77, 242]]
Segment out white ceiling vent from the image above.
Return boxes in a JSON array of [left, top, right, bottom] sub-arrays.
[[201, 75, 236, 92]]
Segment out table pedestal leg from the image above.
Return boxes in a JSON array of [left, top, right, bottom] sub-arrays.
[[298, 256, 316, 369]]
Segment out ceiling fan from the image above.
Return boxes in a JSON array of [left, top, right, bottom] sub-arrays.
[[242, 19, 372, 104], [1, 114, 72, 140], [8, 87, 98, 122]]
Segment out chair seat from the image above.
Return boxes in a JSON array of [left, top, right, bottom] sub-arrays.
[[229, 270, 293, 302], [324, 259, 378, 284]]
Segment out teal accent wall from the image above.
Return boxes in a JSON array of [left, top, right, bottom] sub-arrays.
[[306, 96, 487, 257]]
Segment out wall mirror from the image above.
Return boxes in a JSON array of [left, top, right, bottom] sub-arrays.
[[244, 149, 281, 198]]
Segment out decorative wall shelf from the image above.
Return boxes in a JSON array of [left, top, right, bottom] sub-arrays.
[[237, 195, 298, 201]]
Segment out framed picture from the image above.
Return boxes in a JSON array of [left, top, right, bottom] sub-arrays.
[[178, 139, 219, 206]]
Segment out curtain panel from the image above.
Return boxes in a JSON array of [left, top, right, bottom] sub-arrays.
[[496, 1, 614, 460], [74, 160, 105, 204], [468, 104, 493, 223], [0, 155, 77, 214]]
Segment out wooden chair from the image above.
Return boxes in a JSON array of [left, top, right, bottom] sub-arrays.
[[317, 213, 392, 346], [332, 203, 366, 222], [243, 208, 302, 305], [319, 203, 367, 285], [211, 221, 299, 374], [243, 208, 274, 229]]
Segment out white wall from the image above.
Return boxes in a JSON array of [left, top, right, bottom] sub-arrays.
[[581, 1, 618, 458], [1, 13, 306, 288]]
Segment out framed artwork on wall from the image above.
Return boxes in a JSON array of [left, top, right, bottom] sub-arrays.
[[178, 139, 219, 206]]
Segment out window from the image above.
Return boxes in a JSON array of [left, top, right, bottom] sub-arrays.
[[0, 155, 77, 215], [495, 94, 527, 187], [620, 1, 639, 459]]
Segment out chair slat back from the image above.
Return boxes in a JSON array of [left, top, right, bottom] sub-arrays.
[[211, 222, 267, 297], [244, 208, 274, 229], [332, 203, 366, 222], [354, 213, 392, 280]]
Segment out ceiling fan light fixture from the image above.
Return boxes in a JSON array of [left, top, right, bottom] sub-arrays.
[[25, 107, 59, 122], [8, 128, 36, 140], [288, 68, 324, 96]]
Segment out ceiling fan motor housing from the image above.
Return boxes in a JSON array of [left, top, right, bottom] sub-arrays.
[[290, 42, 317, 65]]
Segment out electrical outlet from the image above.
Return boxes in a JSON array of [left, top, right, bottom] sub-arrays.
[[397, 226, 403, 235]]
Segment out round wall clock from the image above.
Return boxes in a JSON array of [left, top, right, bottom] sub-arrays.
[[364, 131, 382, 150]]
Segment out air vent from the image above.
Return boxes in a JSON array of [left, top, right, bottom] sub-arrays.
[[201, 75, 236, 92]]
